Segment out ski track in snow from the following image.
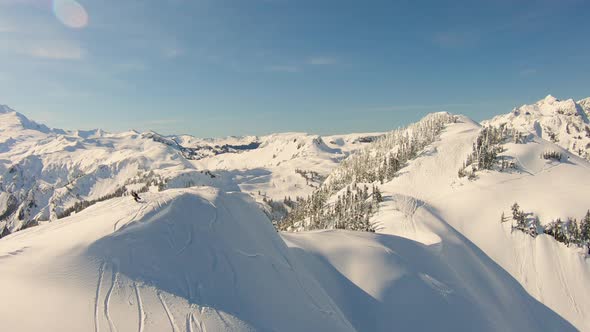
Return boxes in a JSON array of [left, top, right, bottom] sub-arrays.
[[235, 249, 262, 258], [554, 249, 582, 316], [134, 282, 145, 332], [157, 292, 179, 332], [208, 202, 218, 230], [175, 225, 193, 256], [113, 201, 150, 233], [94, 262, 106, 332], [186, 313, 193, 332], [191, 310, 208, 332], [104, 268, 118, 332]]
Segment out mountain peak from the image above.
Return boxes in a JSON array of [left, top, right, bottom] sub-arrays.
[[487, 95, 590, 160], [0, 104, 17, 114], [0, 104, 52, 134], [542, 94, 558, 103]]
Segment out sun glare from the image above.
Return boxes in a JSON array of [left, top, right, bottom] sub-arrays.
[[52, 0, 88, 29]]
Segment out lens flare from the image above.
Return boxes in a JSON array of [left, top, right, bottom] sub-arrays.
[[52, 0, 88, 29]]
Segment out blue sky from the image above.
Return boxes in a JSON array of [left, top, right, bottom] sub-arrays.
[[0, 0, 589, 137]]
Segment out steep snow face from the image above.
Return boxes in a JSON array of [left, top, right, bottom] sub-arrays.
[[0, 105, 53, 134], [485, 95, 590, 160], [0, 188, 354, 332], [373, 116, 590, 330], [283, 214, 577, 332]]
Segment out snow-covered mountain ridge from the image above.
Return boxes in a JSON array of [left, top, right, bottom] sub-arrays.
[[485, 95, 590, 160], [0, 107, 376, 236], [1, 95, 590, 331]]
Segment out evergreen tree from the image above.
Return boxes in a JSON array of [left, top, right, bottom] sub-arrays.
[[581, 210, 590, 253]]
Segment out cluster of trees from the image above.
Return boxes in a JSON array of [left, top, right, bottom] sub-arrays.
[[279, 113, 456, 232], [294, 169, 326, 186], [459, 124, 523, 178], [544, 214, 590, 252], [58, 170, 167, 219], [540, 151, 563, 161], [262, 196, 293, 225], [504, 203, 590, 254], [278, 184, 382, 232], [57, 185, 132, 218], [328, 112, 457, 191]]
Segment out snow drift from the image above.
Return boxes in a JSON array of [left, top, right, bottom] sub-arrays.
[[0, 188, 354, 331]]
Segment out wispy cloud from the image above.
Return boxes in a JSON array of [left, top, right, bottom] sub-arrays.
[[163, 46, 184, 58], [0, 24, 15, 32], [307, 56, 337, 65], [264, 65, 299, 73], [363, 101, 489, 113], [519, 68, 537, 76], [27, 44, 85, 60], [0, 0, 41, 5]]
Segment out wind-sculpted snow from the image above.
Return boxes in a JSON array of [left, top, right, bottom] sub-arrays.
[[284, 204, 577, 331], [0, 188, 355, 331], [1, 97, 590, 330], [0, 186, 578, 332], [374, 115, 590, 330]]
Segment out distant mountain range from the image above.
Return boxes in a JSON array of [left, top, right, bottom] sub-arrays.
[[0, 96, 589, 331]]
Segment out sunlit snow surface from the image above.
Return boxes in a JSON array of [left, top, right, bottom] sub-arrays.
[[1, 97, 590, 331]]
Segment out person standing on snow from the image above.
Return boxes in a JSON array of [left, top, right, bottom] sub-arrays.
[[131, 191, 141, 203]]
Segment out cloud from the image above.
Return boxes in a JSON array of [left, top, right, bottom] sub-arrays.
[[0, 0, 41, 5], [27, 45, 85, 60], [363, 102, 487, 113], [519, 68, 537, 76], [307, 56, 337, 65], [163, 47, 184, 58], [264, 65, 299, 73], [0, 24, 15, 32]]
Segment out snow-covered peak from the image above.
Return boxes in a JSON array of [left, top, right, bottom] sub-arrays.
[[543, 94, 558, 103], [0, 104, 53, 134], [486, 95, 590, 160], [578, 97, 590, 114], [0, 104, 16, 114]]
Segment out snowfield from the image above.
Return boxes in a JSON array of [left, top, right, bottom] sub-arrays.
[[1, 95, 590, 331], [0, 104, 375, 235], [0, 189, 355, 332]]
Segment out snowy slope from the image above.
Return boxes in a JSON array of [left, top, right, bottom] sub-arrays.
[[486, 95, 590, 160], [2, 98, 590, 331], [0, 108, 216, 234], [369, 116, 590, 330], [0, 181, 577, 331], [0, 106, 378, 236], [0, 188, 354, 332]]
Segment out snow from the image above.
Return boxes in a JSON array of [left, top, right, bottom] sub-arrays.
[[0, 108, 376, 233], [0, 188, 354, 332], [1, 97, 590, 331], [373, 115, 590, 330], [485, 95, 590, 160]]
